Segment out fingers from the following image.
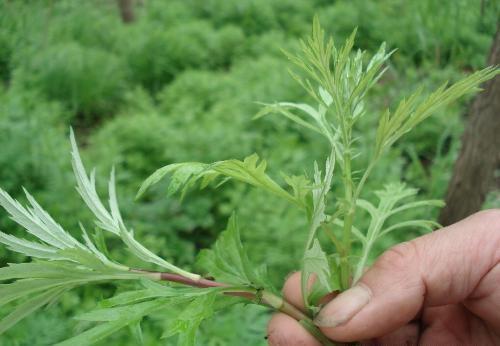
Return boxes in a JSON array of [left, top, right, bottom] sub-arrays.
[[271, 273, 419, 345], [419, 304, 500, 344], [359, 323, 419, 346], [314, 210, 500, 342], [268, 272, 335, 345], [282, 272, 306, 311], [463, 253, 500, 331], [267, 313, 321, 346], [371, 323, 419, 346], [282, 272, 337, 312]]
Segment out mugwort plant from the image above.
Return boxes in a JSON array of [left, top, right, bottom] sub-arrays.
[[0, 18, 497, 345]]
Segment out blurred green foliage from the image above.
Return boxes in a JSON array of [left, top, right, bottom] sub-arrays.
[[0, 0, 497, 344]]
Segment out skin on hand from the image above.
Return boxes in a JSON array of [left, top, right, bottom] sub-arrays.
[[267, 210, 500, 345]]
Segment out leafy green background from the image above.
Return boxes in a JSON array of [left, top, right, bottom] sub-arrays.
[[0, 0, 497, 344]]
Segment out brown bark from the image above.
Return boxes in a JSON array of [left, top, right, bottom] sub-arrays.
[[439, 26, 500, 226], [117, 0, 135, 23]]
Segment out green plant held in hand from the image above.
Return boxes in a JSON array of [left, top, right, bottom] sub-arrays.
[[0, 17, 498, 345]]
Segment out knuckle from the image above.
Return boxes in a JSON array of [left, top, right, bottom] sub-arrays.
[[468, 209, 500, 251], [474, 209, 500, 262], [368, 241, 425, 293], [375, 241, 419, 272], [474, 209, 500, 227]]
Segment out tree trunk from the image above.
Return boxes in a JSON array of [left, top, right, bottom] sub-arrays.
[[117, 0, 135, 23], [439, 26, 500, 226]]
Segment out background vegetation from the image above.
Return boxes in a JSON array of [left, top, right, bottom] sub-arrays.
[[0, 0, 498, 344]]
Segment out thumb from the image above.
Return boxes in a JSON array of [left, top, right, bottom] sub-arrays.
[[313, 210, 500, 342]]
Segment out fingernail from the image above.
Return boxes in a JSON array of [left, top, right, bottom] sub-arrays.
[[313, 284, 372, 327]]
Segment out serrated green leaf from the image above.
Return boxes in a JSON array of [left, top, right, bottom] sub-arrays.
[[70, 128, 120, 236], [76, 299, 172, 322], [129, 320, 144, 345], [197, 214, 272, 290], [70, 130, 200, 279], [0, 262, 84, 281], [302, 239, 335, 311], [137, 154, 306, 208], [304, 240, 332, 291], [0, 278, 76, 307], [101, 281, 223, 308], [379, 219, 441, 237], [0, 261, 141, 310], [0, 286, 67, 335], [353, 182, 444, 283], [57, 299, 168, 346], [0, 133, 133, 274], [58, 248, 111, 271], [80, 226, 128, 271], [374, 66, 499, 158], [254, 102, 323, 135], [57, 319, 137, 346], [305, 151, 335, 248], [162, 293, 216, 346], [0, 261, 137, 283], [92, 227, 110, 257], [119, 228, 200, 281], [0, 231, 62, 260], [0, 188, 82, 250], [387, 200, 445, 218], [361, 183, 443, 241], [301, 150, 335, 309], [282, 174, 313, 212], [100, 290, 158, 308]]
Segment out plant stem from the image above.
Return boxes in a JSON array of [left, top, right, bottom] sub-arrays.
[[133, 269, 335, 345], [340, 149, 353, 290], [352, 239, 372, 284], [340, 211, 353, 289], [340, 152, 376, 289], [261, 290, 309, 321], [262, 291, 335, 346], [321, 224, 343, 254]]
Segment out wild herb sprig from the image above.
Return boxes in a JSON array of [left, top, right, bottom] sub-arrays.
[[0, 17, 497, 345], [0, 129, 332, 345]]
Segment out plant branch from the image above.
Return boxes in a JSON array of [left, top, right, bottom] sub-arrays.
[[340, 148, 353, 290], [133, 269, 335, 345]]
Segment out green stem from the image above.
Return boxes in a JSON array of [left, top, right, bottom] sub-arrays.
[[300, 320, 336, 346], [261, 291, 309, 321], [262, 291, 335, 346], [340, 151, 353, 290], [137, 269, 337, 345], [340, 211, 353, 289], [352, 239, 373, 284], [321, 224, 343, 254]]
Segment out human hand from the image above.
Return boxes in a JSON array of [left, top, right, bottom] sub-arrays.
[[267, 210, 500, 345]]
